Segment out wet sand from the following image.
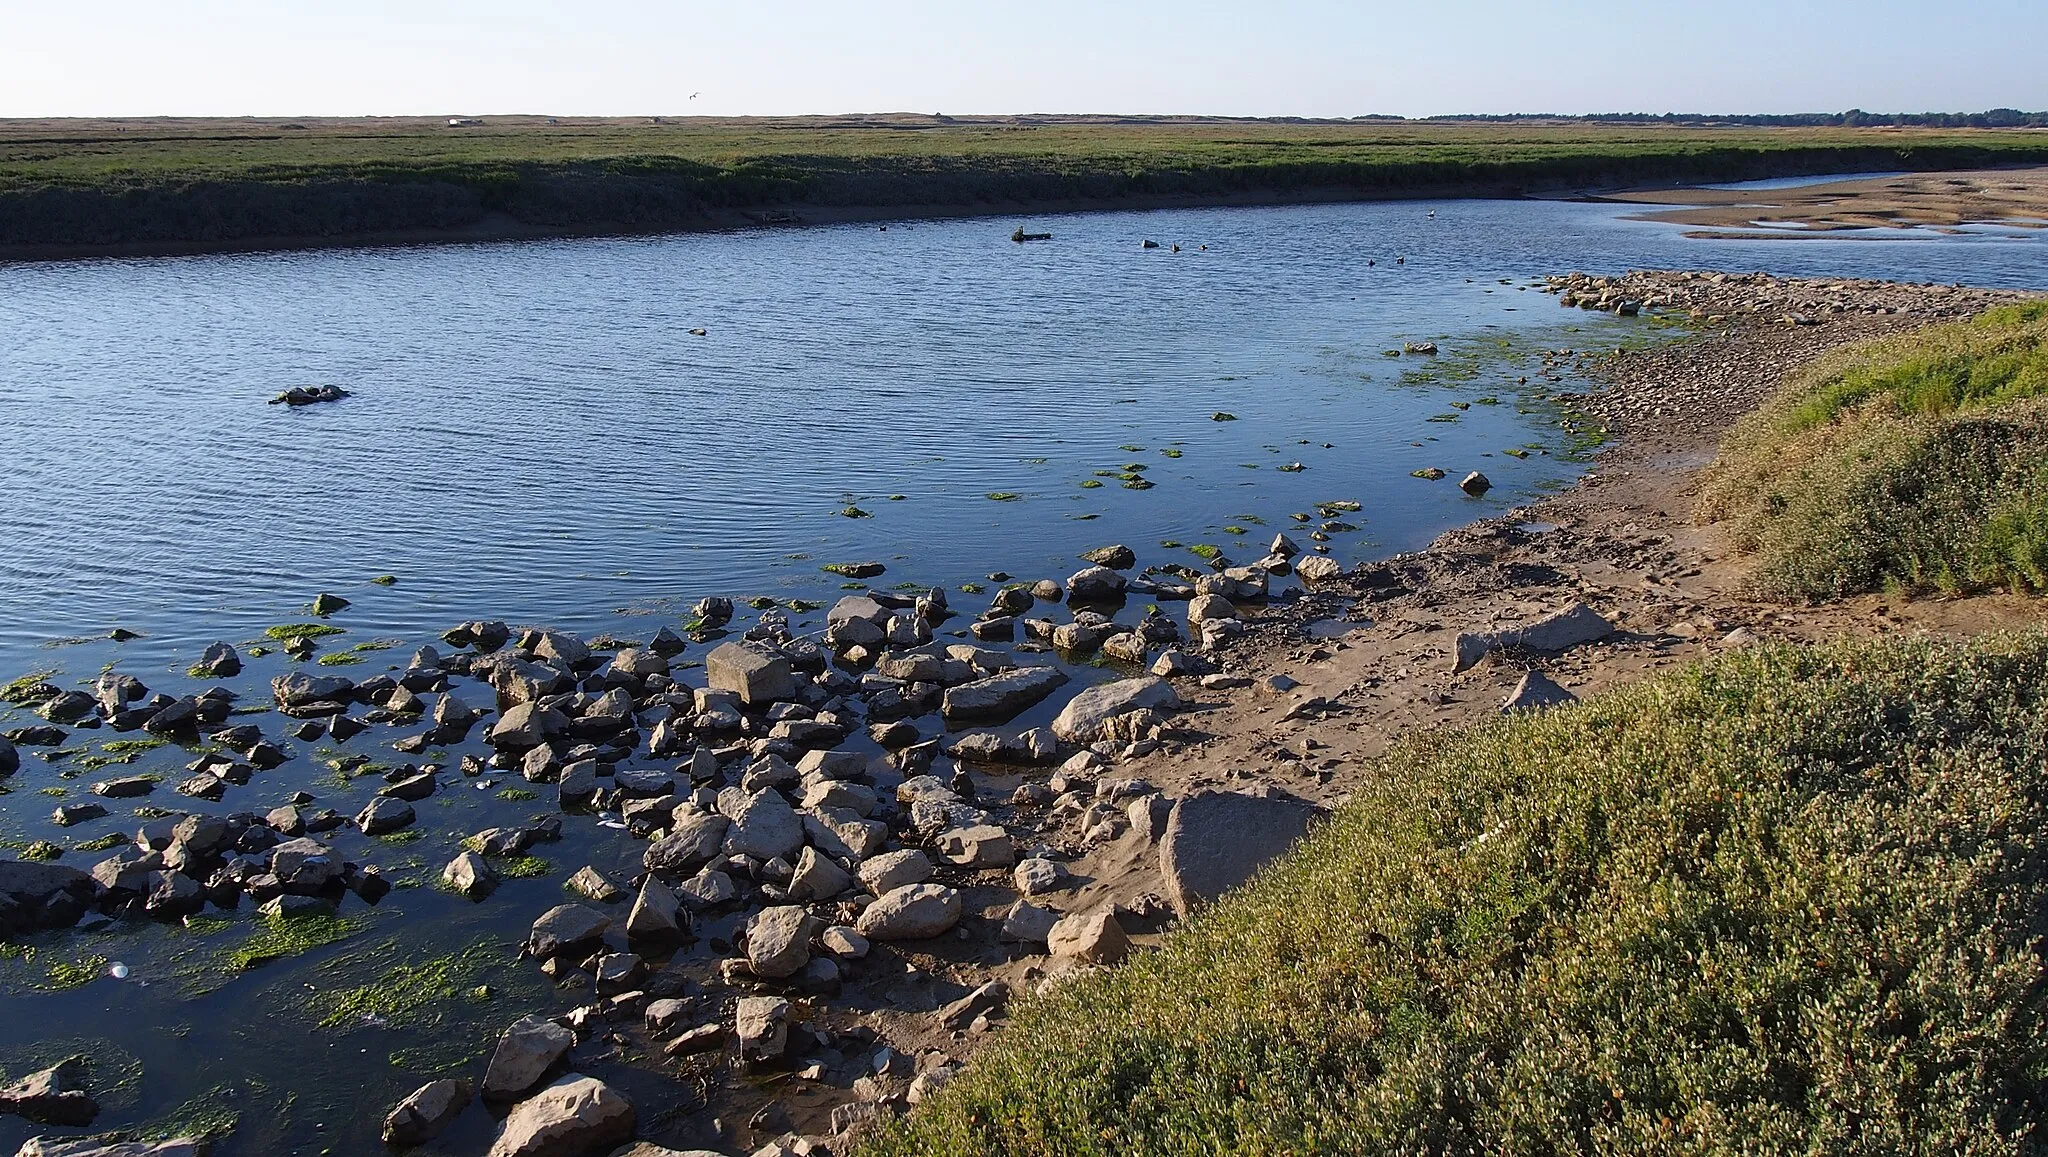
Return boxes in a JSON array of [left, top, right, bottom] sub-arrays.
[[1601, 166, 2048, 238]]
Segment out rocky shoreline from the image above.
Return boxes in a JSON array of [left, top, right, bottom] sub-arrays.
[[3, 268, 2040, 1157]]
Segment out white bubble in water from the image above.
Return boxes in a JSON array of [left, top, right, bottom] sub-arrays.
[[108, 962, 130, 980]]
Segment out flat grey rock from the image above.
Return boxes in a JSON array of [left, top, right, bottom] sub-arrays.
[[1050, 676, 1181, 744], [1453, 601, 1613, 672], [1159, 789, 1322, 916]]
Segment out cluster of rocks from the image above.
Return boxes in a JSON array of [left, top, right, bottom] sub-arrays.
[[961, 539, 1323, 654], [7, 804, 401, 936], [4, 535, 1355, 1154], [1545, 269, 2031, 326], [1531, 272, 2040, 446], [386, 548, 1339, 1150]]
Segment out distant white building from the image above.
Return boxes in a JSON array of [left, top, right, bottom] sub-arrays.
[[447, 117, 483, 127]]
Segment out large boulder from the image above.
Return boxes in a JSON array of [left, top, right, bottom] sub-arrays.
[[1294, 555, 1344, 586], [825, 597, 891, 650], [857, 849, 934, 894], [1080, 544, 1137, 570], [486, 1075, 635, 1157], [1047, 910, 1132, 965], [717, 789, 804, 861], [442, 851, 498, 900], [1050, 677, 1182, 744], [609, 648, 668, 680], [526, 904, 611, 958], [1501, 668, 1577, 712], [1159, 790, 1322, 916], [192, 642, 242, 678], [935, 825, 1014, 869], [625, 876, 686, 941], [1185, 593, 1235, 626], [788, 846, 852, 901], [801, 807, 887, 861], [382, 1078, 472, 1146], [482, 1016, 576, 1100], [1065, 566, 1127, 602], [855, 884, 962, 940], [735, 997, 790, 1066], [271, 672, 354, 708], [745, 905, 820, 979], [642, 813, 728, 874], [940, 666, 1069, 723], [355, 796, 415, 836], [705, 643, 795, 705], [0, 1058, 97, 1125], [528, 630, 592, 670], [488, 702, 570, 750]]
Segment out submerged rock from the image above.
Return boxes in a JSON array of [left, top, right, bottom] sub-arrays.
[[269, 384, 350, 406], [0, 1057, 97, 1125]]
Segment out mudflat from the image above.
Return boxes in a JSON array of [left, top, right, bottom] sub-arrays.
[[1605, 165, 2048, 237]]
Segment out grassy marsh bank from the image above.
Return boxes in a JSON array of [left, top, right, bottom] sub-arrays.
[[868, 632, 2048, 1155], [5, 116, 2048, 255], [1700, 301, 2048, 598]]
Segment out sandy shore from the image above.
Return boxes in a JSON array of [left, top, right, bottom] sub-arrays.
[[1599, 166, 2048, 237]]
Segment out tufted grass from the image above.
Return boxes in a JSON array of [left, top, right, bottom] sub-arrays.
[[869, 632, 2048, 1156], [1700, 302, 2048, 598]]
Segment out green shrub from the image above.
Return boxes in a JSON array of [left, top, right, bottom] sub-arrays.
[[1701, 303, 2048, 598], [870, 633, 2048, 1156]]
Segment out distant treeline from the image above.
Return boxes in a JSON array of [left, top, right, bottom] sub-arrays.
[[1423, 109, 2048, 128]]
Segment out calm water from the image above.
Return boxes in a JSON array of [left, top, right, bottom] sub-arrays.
[[0, 196, 2041, 1154], [1, 197, 2043, 679]]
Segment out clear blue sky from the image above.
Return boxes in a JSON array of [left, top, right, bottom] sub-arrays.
[[3, 0, 2042, 119]]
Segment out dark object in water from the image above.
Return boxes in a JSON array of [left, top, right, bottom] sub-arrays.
[[270, 385, 350, 407], [1011, 228, 1052, 243]]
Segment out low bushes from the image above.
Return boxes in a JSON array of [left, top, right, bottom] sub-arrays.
[[868, 632, 2048, 1155], [1699, 302, 2048, 598]]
